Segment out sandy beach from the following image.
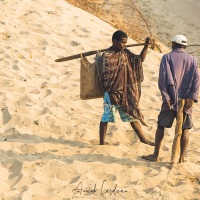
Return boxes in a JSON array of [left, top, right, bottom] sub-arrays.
[[0, 0, 200, 199], [133, 0, 200, 61]]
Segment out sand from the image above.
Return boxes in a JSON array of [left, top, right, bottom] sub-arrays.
[[0, 0, 199, 199], [133, 0, 200, 61]]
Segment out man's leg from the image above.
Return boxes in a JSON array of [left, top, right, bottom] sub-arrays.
[[99, 122, 108, 145], [142, 125, 165, 161], [153, 125, 165, 158], [130, 121, 155, 146], [179, 129, 190, 163], [99, 92, 114, 145]]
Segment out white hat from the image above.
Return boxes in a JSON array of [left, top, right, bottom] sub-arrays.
[[172, 35, 187, 46]]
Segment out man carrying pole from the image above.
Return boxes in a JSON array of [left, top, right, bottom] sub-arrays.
[[98, 30, 154, 146], [55, 30, 155, 147], [142, 35, 200, 163]]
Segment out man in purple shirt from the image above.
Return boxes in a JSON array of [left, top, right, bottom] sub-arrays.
[[142, 35, 200, 163]]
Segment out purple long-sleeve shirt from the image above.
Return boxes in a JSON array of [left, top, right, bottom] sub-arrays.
[[158, 48, 200, 114]]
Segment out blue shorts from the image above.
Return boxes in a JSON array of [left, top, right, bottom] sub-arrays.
[[101, 92, 138, 123]]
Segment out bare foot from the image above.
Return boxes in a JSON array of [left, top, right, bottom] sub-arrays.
[[141, 154, 158, 162], [100, 141, 109, 145], [169, 162, 178, 169], [140, 139, 155, 146], [178, 158, 185, 163]]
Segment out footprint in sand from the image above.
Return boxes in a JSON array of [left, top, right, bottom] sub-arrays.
[[80, 27, 90, 33], [41, 81, 48, 88], [22, 10, 41, 18], [19, 31, 29, 35], [3, 127, 20, 140], [150, 76, 158, 82], [162, 145, 169, 151], [94, 172, 117, 182], [39, 107, 50, 115], [70, 40, 80, 46], [2, 106, 12, 125], [41, 89, 52, 97], [12, 64, 19, 70], [0, 20, 5, 25], [1, 154, 22, 171], [108, 125, 118, 132], [31, 23, 43, 28], [69, 176, 81, 184], [150, 97, 157, 102], [15, 96, 31, 106], [36, 37, 48, 46], [28, 27, 50, 35]]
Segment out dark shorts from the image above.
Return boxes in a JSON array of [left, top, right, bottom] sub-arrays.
[[158, 110, 193, 130]]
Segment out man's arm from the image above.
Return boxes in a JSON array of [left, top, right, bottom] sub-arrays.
[[158, 56, 172, 106], [140, 37, 151, 62], [185, 64, 200, 110]]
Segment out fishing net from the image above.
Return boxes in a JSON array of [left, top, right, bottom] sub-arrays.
[[66, 0, 200, 60], [65, 0, 168, 53]]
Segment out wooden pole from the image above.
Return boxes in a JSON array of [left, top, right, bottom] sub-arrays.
[[171, 98, 185, 164], [55, 43, 149, 62]]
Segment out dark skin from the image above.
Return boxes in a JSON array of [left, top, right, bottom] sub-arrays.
[[100, 37, 154, 146], [141, 122, 190, 163], [110, 37, 150, 61], [142, 42, 194, 162]]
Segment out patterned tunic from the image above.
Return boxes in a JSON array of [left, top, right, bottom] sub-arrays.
[[99, 48, 146, 125]]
